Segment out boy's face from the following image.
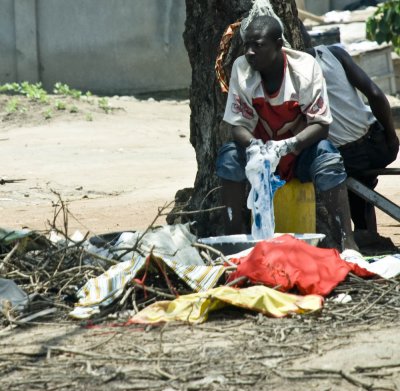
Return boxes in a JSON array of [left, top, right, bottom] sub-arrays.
[[243, 27, 281, 73]]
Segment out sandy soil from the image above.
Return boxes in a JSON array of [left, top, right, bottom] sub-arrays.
[[0, 97, 196, 235], [1, 95, 399, 245], [1, 95, 400, 390]]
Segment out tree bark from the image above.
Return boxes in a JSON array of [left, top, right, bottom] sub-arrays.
[[167, 1, 304, 238]]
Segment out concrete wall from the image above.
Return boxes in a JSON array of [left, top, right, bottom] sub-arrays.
[[0, 0, 191, 95], [303, 0, 380, 14], [0, 0, 17, 82]]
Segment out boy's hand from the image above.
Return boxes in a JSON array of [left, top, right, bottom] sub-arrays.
[[265, 137, 297, 158]]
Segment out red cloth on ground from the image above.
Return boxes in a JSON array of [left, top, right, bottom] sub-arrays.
[[227, 234, 374, 296]]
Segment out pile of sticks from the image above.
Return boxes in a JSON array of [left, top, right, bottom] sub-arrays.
[[1, 193, 399, 332]]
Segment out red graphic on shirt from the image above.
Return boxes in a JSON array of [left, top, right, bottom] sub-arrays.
[[308, 96, 326, 115], [231, 94, 254, 119], [251, 98, 303, 182], [252, 98, 300, 132]]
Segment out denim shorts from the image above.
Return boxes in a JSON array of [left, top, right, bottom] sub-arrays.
[[216, 139, 347, 192]]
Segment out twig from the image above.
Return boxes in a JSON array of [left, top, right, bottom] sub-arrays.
[[115, 201, 174, 261], [14, 307, 58, 324], [82, 248, 119, 265], [352, 282, 400, 319], [44, 345, 186, 362], [120, 286, 134, 306], [0, 178, 26, 184], [0, 241, 21, 271], [355, 362, 400, 372], [192, 242, 237, 267], [225, 276, 248, 287], [200, 250, 213, 265], [200, 186, 222, 209], [161, 205, 226, 216], [132, 281, 176, 300]]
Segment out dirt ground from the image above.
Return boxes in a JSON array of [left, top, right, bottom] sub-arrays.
[[1, 94, 400, 390], [0, 95, 196, 234]]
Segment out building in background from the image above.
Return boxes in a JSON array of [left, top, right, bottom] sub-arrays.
[[0, 0, 190, 95]]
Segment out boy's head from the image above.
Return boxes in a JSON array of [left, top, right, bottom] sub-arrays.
[[243, 15, 283, 73]]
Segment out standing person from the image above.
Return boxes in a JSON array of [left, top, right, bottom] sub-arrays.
[[216, 15, 359, 251], [301, 29, 399, 235]]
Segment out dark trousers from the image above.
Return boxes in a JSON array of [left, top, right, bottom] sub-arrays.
[[338, 121, 398, 230]]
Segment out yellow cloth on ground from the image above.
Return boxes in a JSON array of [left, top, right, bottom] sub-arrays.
[[128, 285, 323, 324], [69, 254, 226, 320]]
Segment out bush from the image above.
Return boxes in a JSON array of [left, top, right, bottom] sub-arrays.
[[366, 0, 400, 54]]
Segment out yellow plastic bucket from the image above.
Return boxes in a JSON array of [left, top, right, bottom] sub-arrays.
[[273, 179, 315, 233]]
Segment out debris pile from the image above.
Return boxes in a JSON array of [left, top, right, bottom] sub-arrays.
[[1, 197, 399, 331]]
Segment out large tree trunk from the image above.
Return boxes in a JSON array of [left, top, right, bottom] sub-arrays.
[[168, 1, 341, 247]]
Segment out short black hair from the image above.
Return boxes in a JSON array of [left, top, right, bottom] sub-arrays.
[[246, 15, 283, 42]]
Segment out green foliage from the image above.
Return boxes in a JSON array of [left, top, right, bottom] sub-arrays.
[[20, 82, 49, 103], [55, 100, 66, 110], [0, 82, 48, 103], [98, 97, 112, 113], [43, 109, 53, 120], [0, 83, 20, 93], [5, 97, 20, 113], [0, 82, 114, 122], [366, 0, 400, 54], [53, 82, 83, 99]]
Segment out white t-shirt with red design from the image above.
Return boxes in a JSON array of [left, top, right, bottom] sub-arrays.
[[223, 47, 332, 180]]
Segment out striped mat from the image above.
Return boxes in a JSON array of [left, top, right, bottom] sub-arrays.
[[69, 255, 225, 319]]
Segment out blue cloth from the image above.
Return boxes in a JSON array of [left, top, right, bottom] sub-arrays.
[[245, 146, 285, 239], [216, 140, 347, 192]]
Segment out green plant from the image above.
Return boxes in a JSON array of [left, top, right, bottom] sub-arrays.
[[19, 82, 49, 103], [85, 113, 93, 121], [0, 83, 20, 93], [0, 82, 48, 102], [5, 97, 20, 113], [44, 109, 53, 119], [69, 105, 79, 113], [55, 100, 66, 110], [98, 97, 112, 113], [0, 82, 49, 102], [53, 82, 82, 99], [366, 0, 400, 54]]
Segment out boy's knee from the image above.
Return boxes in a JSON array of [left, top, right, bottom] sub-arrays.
[[216, 142, 247, 182], [309, 140, 346, 191]]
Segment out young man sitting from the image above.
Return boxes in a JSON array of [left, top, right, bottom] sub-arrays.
[[216, 15, 359, 251]]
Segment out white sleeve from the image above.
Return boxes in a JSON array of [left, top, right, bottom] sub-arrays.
[[223, 60, 259, 133], [299, 60, 332, 126]]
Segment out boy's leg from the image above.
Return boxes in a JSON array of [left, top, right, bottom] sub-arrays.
[[295, 139, 359, 251], [319, 182, 359, 251], [221, 179, 247, 234], [216, 142, 248, 234]]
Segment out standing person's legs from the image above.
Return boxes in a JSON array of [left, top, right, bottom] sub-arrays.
[[295, 139, 359, 251], [216, 142, 248, 234], [339, 121, 399, 233], [347, 178, 378, 232]]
